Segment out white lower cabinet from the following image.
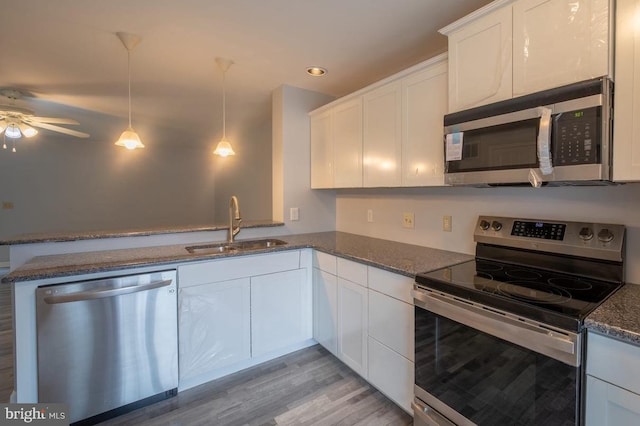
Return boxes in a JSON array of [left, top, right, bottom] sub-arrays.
[[586, 331, 640, 425], [251, 268, 310, 357], [586, 376, 640, 425], [178, 251, 311, 390], [368, 289, 414, 361], [178, 278, 251, 381], [337, 277, 368, 378], [313, 267, 338, 355], [368, 337, 414, 413]]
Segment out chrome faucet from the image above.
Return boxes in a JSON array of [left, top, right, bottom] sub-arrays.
[[228, 195, 242, 243]]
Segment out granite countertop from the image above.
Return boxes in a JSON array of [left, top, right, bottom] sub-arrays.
[[585, 284, 640, 345], [1, 231, 473, 283], [0, 220, 284, 245]]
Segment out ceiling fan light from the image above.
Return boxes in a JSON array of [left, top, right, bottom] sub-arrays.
[[115, 127, 144, 150], [213, 139, 235, 157], [0, 119, 6, 133], [18, 123, 38, 138], [5, 124, 21, 139]]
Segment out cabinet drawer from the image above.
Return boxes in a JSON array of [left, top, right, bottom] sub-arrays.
[[313, 251, 337, 274], [368, 290, 414, 361], [368, 336, 413, 414], [337, 257, 367, 287], [368, 266, 414, 304], [587, 331, 640, 395], [178, 251, 300, 288]]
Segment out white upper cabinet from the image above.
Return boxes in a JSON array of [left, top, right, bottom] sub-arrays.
[[512, 0, 611, 96], [310, 109, 333, 189], [363, 81, 403, 187], [445, 4, 513, 112], [442, 0, 612, 112], [401, 58, 448, 186], [613, 0, 640, 181], [333, 98, 364, 187]]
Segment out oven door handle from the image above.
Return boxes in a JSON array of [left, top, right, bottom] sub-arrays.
[[411, 401, 456, 426], [412, 289, 580, 367]]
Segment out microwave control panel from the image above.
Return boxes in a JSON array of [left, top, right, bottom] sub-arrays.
[[553, 106, 600, 166]]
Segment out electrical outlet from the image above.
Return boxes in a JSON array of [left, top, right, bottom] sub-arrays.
[[289, 207, 299, 221], [443, 215, 452, 232], [403, 212, 415, 229], [367, 209, 374, 223]]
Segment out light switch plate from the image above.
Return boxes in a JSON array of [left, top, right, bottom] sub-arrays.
[[403, 212, 415, 229], [443, 215, 452, 232], [290, 207, 299, 221]]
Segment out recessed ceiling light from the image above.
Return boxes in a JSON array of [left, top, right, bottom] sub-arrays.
[[306, 66, 327, 77]]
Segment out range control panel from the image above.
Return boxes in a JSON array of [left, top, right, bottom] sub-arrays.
[[474, 216, 625, 262], [511, 221, 566, 240]]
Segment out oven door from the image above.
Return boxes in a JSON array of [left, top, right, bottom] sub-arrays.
[[413, 287, 581, 426]]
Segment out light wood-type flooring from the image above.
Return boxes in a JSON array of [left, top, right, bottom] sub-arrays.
[[0, 282, 13, 403], [99, 345, 412, 426], [0, 282, 410, 425]]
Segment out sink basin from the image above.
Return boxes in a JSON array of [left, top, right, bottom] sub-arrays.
[[185, 238, 287, 255]]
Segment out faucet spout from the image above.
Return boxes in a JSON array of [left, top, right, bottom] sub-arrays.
[[228, 196, 242, 243]]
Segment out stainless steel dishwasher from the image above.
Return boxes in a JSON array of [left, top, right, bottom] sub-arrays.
[[36, 270, 178, 424]]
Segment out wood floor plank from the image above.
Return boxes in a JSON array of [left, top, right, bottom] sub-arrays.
[[99, 345, 411, 426]]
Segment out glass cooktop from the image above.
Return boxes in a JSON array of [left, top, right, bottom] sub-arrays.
[[415, 258, 623, 332]]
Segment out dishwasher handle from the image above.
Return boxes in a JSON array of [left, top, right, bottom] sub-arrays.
[[43, 279, 173, 304]]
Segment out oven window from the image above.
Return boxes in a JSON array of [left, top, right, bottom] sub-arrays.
[[415, 305, 578, 425], [447, 118, 539, 173]]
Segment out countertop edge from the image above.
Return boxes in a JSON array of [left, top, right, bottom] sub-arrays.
[[0, 221, 285, 245], [2, 232, 474, 284]]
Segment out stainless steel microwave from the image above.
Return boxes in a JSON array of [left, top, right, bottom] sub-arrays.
[[443, 77, 613, 186]]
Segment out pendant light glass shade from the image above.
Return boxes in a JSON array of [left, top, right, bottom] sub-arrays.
[[115, 127, 144, 150], [115, 32, 144, 150], [213, 58, 235, 157], [5, 124, 21, 139], [18, 123, 38, 138], [213, 139, 235, 157]]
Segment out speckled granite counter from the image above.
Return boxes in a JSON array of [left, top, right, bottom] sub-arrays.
[[0, 220, 284, 245], [1, 231, 472, 283], [586, 284, 640, 346]]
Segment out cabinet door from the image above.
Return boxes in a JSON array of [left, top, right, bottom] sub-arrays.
[[586, 375, 640, 426], [402, 60, 448, 186], [368, 290, 414, 361], [513, 0, 611, 97], [310, 109, 333, 188], [251, 269, 310, 358], [613, 0, 640, 181], [178, 278, 251, 381], [313, 268, 338, 355], [333, 98, 363, 188], [447, 5, 512, 112], [363, 81, 402, 187], [337, 278, 368, 378], [368, 337, 414, 414]]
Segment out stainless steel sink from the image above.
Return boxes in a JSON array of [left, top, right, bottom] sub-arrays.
[[185, 238, 287, 255]]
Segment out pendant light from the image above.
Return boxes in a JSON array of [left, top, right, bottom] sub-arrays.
[[213, 57, 236, 157], [115, 32, 144, 150]]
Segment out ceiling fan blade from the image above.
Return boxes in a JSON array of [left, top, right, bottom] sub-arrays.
[[29, 121, 90, 138], [29, 116, 80, 125]]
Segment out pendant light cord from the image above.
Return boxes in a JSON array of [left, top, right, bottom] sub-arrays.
[[127, 48, 132, 129], [222, 69, 226, 139]]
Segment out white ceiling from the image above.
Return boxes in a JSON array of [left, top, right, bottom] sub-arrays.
[[0, 0, 492, 147]]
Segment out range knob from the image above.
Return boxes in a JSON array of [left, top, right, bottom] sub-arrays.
[[491, 221, 503, 231], [479, 220, 490, 231], [578, 227, 594, 241], [597, 228, 614, 243]]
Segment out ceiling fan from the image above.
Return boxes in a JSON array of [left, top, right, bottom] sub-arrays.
[[0, 89, 89, 139]]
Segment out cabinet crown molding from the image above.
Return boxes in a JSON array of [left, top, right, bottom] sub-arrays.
[[439, 0, 516, 35]]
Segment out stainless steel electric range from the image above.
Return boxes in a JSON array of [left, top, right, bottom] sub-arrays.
[[412, 216, 625, 426]]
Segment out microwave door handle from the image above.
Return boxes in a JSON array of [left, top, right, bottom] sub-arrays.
[[536, 106, 553, 176]]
